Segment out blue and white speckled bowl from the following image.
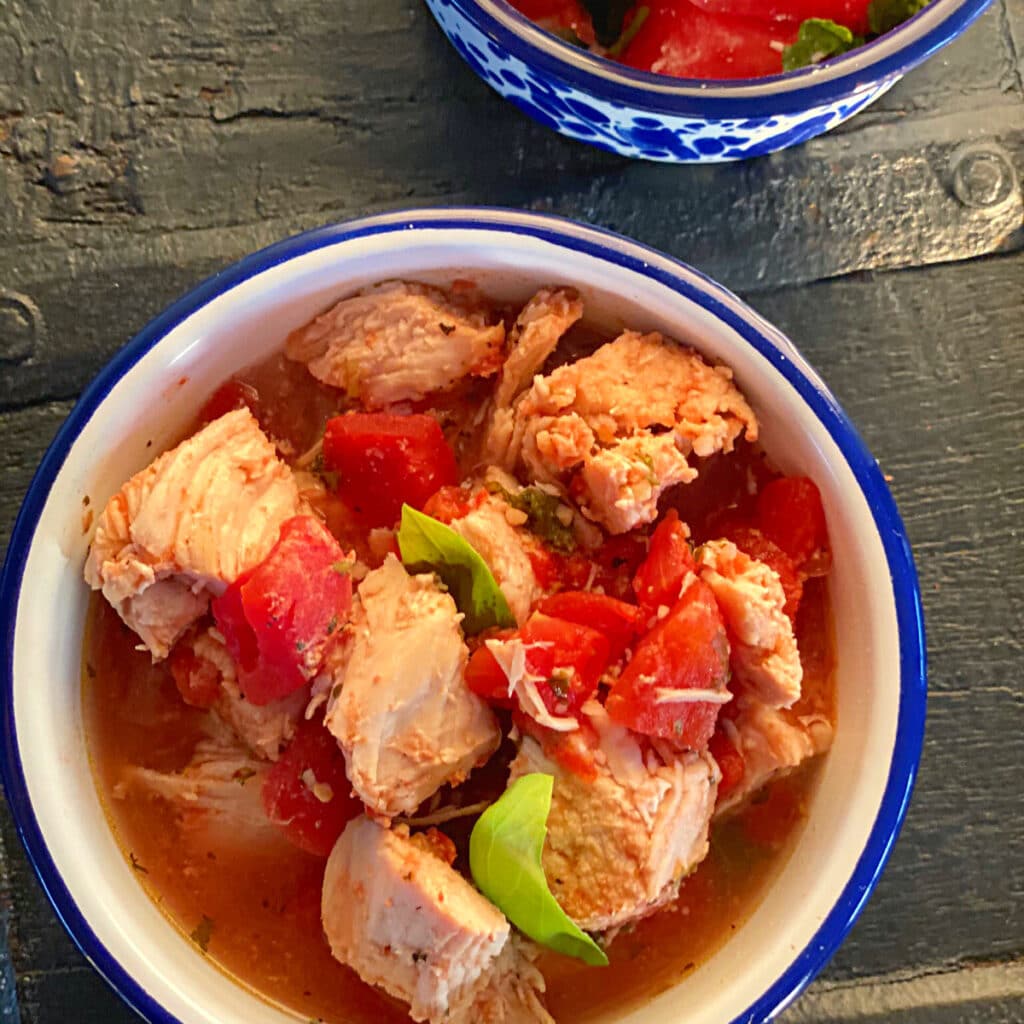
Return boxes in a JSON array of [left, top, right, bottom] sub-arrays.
[[1, 210, 925, 1024], [426, 0, 992, 161]]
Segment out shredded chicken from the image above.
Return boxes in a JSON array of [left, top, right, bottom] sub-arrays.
[[698, 539, 802, 708], [84, 409, 304, 659], [325, 555, 500, 819], [501, 331, 758, 532], [322, 817, 552, 1024], [285, 281, 505, 408]]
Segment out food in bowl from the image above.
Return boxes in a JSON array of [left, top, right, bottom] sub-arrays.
[[508, 0, 933, 78], [82, 278, 837, 1022]]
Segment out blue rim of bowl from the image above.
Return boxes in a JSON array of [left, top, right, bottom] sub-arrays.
[[0, 207, 926, 1024], [437, 0, 992, 117]]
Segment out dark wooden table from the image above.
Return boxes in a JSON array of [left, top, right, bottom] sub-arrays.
[[1, 2, 1022, 1022]]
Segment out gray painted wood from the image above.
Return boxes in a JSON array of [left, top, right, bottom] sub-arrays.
[[1, 0, 1022, 1021]]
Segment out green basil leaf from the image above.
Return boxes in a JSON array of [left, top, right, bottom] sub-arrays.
[[782, 18, 863, 71], [867, 0, 931, 35], [397, 505, 516, 635], [469, 773, 608, 967]]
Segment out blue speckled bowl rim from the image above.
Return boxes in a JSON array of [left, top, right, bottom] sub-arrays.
[[0, 208, 926, 1024], [442, 0, 993, 116]]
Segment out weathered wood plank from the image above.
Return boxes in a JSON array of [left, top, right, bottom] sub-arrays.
[[1, 2, 1022, 410], [0, 248, 1020, 1023]]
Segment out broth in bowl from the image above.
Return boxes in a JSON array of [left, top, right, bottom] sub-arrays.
[[82, 279, 836, 1023]]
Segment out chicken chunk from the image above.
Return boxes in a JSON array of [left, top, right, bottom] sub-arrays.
[[697, 539, 802, 708], [481, 288, 583, 469], [84, 409, 304, 659], [504, 332, 758, 532], [449, 493, 543, 624], [325, 555, 500, 818], [322, 817, 551, 1024], [509, 701, 720, 932], [715, 699, 833, 817], [185, 628, 305, 761], [285, 281, 505, 408]]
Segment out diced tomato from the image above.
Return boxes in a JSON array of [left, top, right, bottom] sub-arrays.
[[755, 476, 829, 568], [520, 612, 611, 718], [632, 510, 695, 615], [720, 524, 803, 622], [212, 516, 353, 706], [198, 379, 261, 425], [168, 637, 221, 709], [261, 719, 362, 857], [421, 484, 487, 524], [538, 592, 643, 663], [708, 729, 745, 803], [687, 0, 871, 36], [621, 1, 799, 80], [606, 577, 729, 746], [464, 631, 518, 708], [322, 412, 459, 528]]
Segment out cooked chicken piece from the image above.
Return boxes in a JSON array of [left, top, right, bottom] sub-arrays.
[[697, 539, 802, 708], [186, 628, 305, 761], [325, 555, 500, 818], [449, 493, 542, 624], [117, 737, 276, 848], [503, 332, 758, 533], [285, 281, 505, 408], [84, 409, 304, 659], [322, 817, 551, 1024], [482, 288, 583, 469], [509, 701, 720, 932], [715, 698, 833, 817]]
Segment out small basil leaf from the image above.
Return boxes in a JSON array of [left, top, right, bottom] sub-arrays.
[[397, 505, 516, 635], [867, 0, 931, 35], [580, 0, 637, 48], [782, 18, 863, 71], [469, 773, 608, 967]]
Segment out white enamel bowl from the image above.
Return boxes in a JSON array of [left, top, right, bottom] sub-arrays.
[[0, 208, 925, 1024]]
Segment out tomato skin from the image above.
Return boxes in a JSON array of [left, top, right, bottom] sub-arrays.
[[606, 577, 729, 746], [212, 516, 353, 706], [633, 510, 695, 615], [514, 710, 600, 782], [708, 729, 745, 803], [168, 638, 221, 709], [755, 477, 829, 568], [538, 592, 643, 663], [261, 719, 362, 857], [622, 1, 799, 80], [322, 412, 459, 528], [421, 484, 486, 524]]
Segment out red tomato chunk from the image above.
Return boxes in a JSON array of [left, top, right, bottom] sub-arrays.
[[538, 591, 643, 663], [606, 576, 730, 747], [755, 476, 829, 568], [261, 718, 363, 857], [212, 516, 353, 706], [323, 412, 459, 527], [708, 728, 745, 803], [168, 635, 222, 709], [633, 509, 695, 615]]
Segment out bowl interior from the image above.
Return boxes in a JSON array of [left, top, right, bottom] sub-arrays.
[[5, 216, 913, 1024]]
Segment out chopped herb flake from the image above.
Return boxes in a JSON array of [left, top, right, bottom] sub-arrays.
[[232, 767, 257, 785], [332, 559, 355, 575], [189, 914, 215, 953], [326, 615, 339, 635], [439, 322, 456, 335], [487, 483, 577, 554], [782, 18, 863, 71], [129, 852, 148, 875]]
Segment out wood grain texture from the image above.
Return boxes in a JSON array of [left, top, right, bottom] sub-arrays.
[[1, 0, 1022, 1021]]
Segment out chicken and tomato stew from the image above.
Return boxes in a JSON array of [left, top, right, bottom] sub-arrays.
[[83, 280, 836, 1023]]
